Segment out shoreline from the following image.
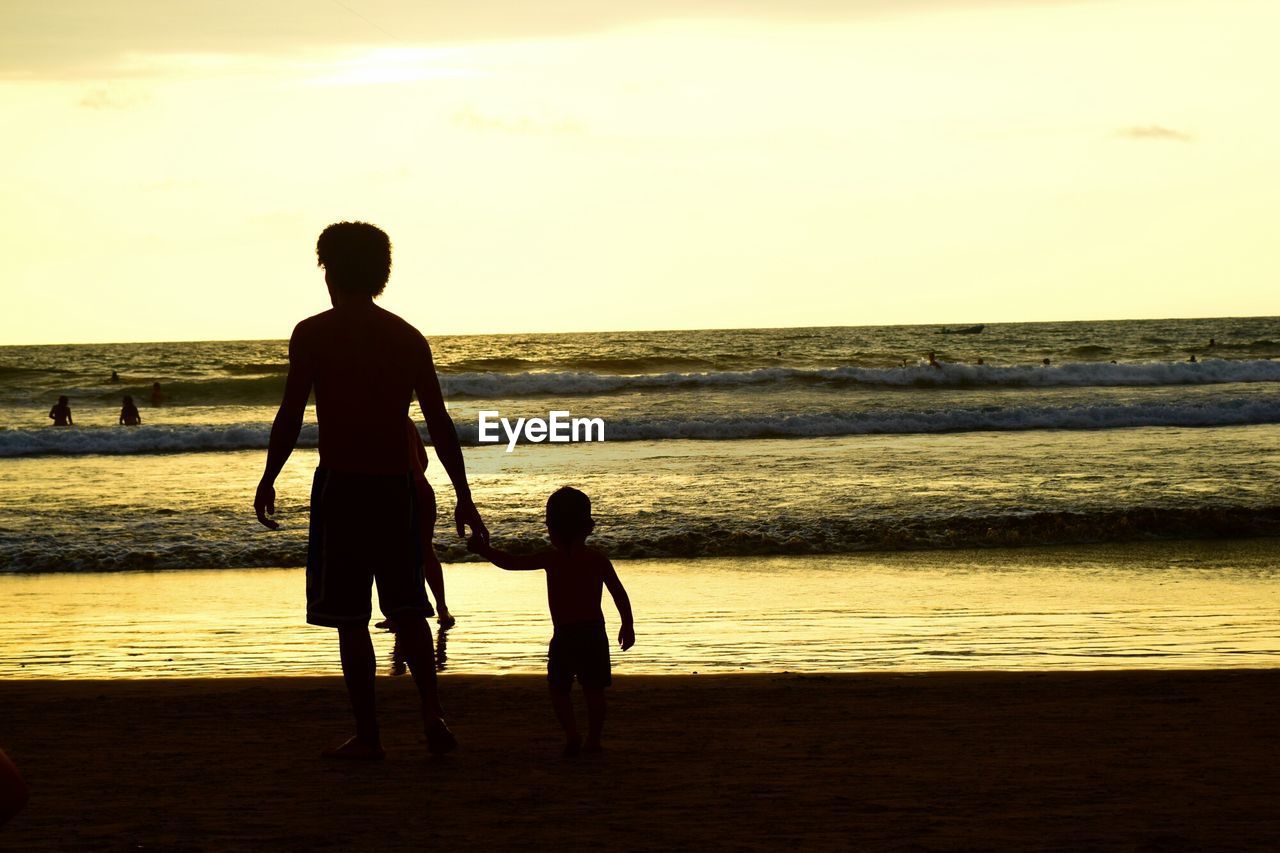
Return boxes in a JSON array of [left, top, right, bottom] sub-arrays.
[[5, 543, 1279, 679], [3, 671, 1278, 850], [3, 531, 1278, 573]]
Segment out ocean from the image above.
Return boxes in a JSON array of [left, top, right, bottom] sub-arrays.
[[3, 317, 1279, 572], [2, 317, 1278, 676]]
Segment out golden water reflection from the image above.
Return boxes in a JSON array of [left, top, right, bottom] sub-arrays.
[[2, 540, 1278, 678]]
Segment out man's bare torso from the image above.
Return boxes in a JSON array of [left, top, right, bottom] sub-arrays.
[[294, 304, 430, 475]]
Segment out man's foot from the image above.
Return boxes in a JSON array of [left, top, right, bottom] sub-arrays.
[[437, 611, 456, 629], [562, 735, 583, 758], [424, 719, 458, 755], [321, 736, 385, 761]]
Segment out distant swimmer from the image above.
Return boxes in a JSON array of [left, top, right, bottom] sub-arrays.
[[976, 357, 985, 365], [1208, 338, 1216, 348], [150, 382, 165, 406], [120, 395, 142, 426], [48, 395, 72, 426], [109, 370, 119, 383], [927, 351, 941, 369], [1189, 354, 1198, 363], [1041, 358, 1051, 367]]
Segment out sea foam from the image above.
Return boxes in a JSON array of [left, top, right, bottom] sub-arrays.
[[4, 396, 1279, 457]]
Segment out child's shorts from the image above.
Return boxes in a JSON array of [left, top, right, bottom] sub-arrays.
[[305, 467, 435, 627], [547, 621, 612, 690]]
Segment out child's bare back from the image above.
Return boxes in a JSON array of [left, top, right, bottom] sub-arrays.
[[542, 543, 613, 626]]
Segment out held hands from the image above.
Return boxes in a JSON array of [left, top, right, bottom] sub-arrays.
[[456, 496, 489, 543], [619, 623, 635, 652], [466, 533, 491, 557], [254, 480, 279, 530]]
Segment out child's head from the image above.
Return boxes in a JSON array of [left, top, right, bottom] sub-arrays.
[[546, 487, 594, 546]]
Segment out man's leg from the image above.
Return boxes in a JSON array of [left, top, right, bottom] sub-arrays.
[[550, 686, 581, 757], [583, 687, 606, 752], [396, 616, 458, 753], [326, 624, 383, 759]]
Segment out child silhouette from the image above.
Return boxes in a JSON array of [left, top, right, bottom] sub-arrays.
[[469, 487, 634, 756]]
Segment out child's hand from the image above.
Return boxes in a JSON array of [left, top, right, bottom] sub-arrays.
[[618, 623, 635, 651]]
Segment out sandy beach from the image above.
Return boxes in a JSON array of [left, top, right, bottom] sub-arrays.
[[2, 670, 1278, 851]]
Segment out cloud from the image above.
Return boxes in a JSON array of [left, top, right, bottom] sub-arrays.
[[1116, 125, 1194, 143], [77, 87, 150, 110], [452, 106, 584, 136], [2, 0, 1094, 80], [139, 178, 204, 192]]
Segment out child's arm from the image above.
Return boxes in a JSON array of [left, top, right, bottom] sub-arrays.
[[467, 535, 548, 571], [602, 559, 635, 650]]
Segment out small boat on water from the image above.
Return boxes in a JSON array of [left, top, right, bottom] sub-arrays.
[[941, 324, 985, 335]]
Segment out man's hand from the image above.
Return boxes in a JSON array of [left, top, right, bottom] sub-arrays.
[[455, 497, 488, 542], [254, 480, 279, 530], [619, 623, 635, 652]]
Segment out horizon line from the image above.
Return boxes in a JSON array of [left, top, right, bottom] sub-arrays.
[[2, 312, 1276, 349]]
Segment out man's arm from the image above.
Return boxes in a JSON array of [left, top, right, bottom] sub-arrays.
[[414, 338, 488, 541], [254, 324, 314, 530], [467, 535, 546, 571], [603, 559, 635, 650]]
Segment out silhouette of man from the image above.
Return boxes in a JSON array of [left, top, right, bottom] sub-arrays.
[[254, 221, 487, 759]]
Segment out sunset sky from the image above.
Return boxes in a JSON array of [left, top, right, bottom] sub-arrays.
[[1, 0, 1276, 344]]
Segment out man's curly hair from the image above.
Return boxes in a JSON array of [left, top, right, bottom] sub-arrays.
[[316, 222, 392, 297]]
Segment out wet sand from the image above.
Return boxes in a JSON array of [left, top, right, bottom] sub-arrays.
[[2, 671, 1278, 851]]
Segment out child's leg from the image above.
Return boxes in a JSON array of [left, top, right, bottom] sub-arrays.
[[583, 687, 606, 751], [417, 483, 453, 625], [422, 554, 454, 626], [549, 686, 581, 756]]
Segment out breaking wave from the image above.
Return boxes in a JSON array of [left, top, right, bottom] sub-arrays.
[[4, 396, 1280, 457], [4, 504, 1277, 572]]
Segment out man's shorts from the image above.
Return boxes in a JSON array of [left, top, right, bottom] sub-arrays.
[[547, 621, 612, 690], [306, 467, 435, 627]]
